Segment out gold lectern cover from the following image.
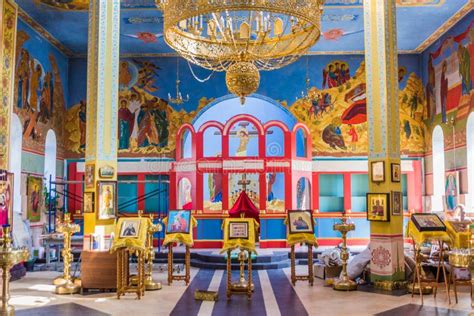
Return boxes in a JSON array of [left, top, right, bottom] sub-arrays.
[[221, 218, 259, 254], [162, 216, 198, 247], [284, 217, 318, 246], [111, 217, 151, 252], [406, 220, 450, 246], [445, 221, 471, 249]]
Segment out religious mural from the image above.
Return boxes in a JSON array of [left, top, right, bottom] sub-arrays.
[[423, 14, 474, 152], [229, 121, 259, 157], [13, 20, 68, 157], [229, 174, 259, 209], [65, 59, 214, 157], [266, 173, 285, 213], [203, 173, 223, 212], [290, 61, 428, 156]]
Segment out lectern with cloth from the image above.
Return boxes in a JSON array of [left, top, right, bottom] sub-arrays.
[[222, 191, 259, 300]]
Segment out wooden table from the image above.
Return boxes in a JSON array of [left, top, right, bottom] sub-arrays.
[[81, 250, 117, 291]]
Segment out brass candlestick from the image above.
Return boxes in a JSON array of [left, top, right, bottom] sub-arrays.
[[144, 214, 162, 291], [231, 248, 254, 291], [54, 213, 80, 294], [333, 214, 357, 291], [0, 226, 29, 316]]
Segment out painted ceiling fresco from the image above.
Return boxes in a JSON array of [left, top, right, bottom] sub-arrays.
[[16, 0, 470, 56]]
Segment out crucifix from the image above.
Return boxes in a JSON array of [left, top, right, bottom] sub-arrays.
[[238, 174, 251, 191]]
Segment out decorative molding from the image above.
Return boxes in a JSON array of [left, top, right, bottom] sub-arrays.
[[222, 160, 264, 171], [291, 160, 312, 172], [174, 161, 196, 172], [17, 7, 75, 57], [415, 1, 473, 53]]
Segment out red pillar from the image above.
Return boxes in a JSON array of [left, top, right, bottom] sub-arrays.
[[312, 172, 319, 211], [259, 173, 266, 211], [407, 160, 423, 212], [137, 174, 145, 211], [343, 173, 352, 211], [169, 170, 177, 209]]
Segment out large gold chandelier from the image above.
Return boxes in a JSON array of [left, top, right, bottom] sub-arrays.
[[159, 0, 324, 103]]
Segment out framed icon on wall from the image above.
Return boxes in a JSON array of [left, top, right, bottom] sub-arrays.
[[367, 193, 390, 222], [371, 161, 385, 183], [97, 181, 117, 220]]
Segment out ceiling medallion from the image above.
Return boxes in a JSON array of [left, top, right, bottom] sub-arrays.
[[159, 0, 323, 103]]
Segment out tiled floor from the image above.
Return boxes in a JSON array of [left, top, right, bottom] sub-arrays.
[[8, 267, 473, 316]]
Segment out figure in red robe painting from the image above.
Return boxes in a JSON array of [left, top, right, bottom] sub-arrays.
[[118, 99, 135, 150], [347, 124, 358, 152], [0, 182, 11, 226], [440, 61, 448, 123]]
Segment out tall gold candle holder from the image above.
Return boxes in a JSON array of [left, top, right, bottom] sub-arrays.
[[0, 226, 29, 316], [144, 214, 162, 291], [54, 213, 80, 294], [226, 248, 253, 300], [333, 214, 357, 291]]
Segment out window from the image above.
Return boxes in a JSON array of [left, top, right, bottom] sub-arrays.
[[432, 125, 445, 212], [44, 130, 57, 196], [9, 114, 22, 214], [203, 127, 222, 158], [266, 126, 285, 157], [295, 128, 308, 158], [180, 129, 193, 159], [467, 113, 474, 211]]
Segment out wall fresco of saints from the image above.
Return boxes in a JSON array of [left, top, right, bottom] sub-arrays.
[[13, 20, 68, 157], [290, 61, 428, 156]]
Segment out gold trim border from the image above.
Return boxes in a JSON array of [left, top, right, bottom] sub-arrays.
[[415, 1, 473, 53], [17, 7, 75, 57]]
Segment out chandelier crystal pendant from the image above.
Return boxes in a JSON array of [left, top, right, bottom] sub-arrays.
[[159, 0, 323, 103]]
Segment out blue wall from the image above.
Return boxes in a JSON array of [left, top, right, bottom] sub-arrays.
[[67, 54, 421, 112]]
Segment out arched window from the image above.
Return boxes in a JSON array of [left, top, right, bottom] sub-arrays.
[[178, 177, 192, 209], [180, 129, 192, 159], [467, 113, 474, 211], [44, 130, 57, 195], [266, 126, 285, 157], [296, 177, 311, 210], [229, 120, 259, 157], [203, 127, 222, 158], [432, 125, 445, 212], [295, 128, 308, 158], [9, 114, 22, 214]]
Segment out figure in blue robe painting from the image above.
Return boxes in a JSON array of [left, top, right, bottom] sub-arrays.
[[210, 173, 223, 203], [292, 216, 309, 230], [445, 173, 458, 211], [118, 99, 135, 150], [267, 173, 276, 201]]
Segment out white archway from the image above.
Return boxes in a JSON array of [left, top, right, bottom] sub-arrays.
[[9, 114, 22, 214], [432, 125, 445, 212], [467, 113, 474, 211], [44, 129, 57, 195]]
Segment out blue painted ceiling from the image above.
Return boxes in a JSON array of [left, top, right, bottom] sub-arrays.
[[16, 0, 470, 56]]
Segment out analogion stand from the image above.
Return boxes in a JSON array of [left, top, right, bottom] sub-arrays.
[[111, 217, 152, 300], [162, 212, 197, 286], [407, 214, 451, 305], [290, 243, 315, 286], [167, 244, 190, 285], [221, 218, 259, 300], [285, 210, 318, 287]]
